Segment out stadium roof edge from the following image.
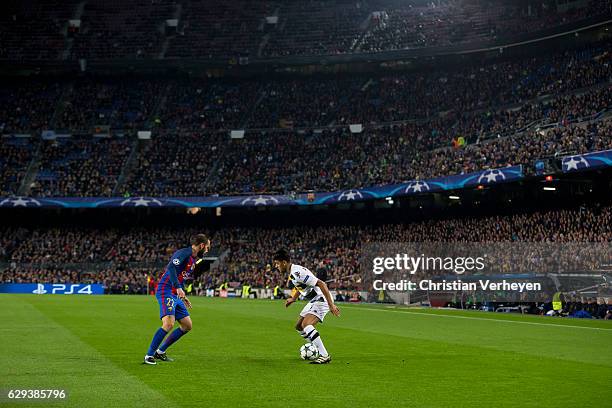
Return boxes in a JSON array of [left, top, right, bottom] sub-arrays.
[[0, 17, 609, 75]]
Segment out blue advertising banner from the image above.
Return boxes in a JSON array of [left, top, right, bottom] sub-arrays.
[[0, 283, 104, 295], [561, 149, 612, 173], [0, 165, 525, 208]]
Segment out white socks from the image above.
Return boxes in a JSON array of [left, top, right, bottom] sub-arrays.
[[302, 324, 329, 357]]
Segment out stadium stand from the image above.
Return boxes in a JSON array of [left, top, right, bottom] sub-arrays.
[[357, 0, 611, 52], [0, 138, 36, 196], [0, 0, 609, 60], [29, 136, 131, 197], [3, 93, 610, 196], [69, 0, 176, 60], [1, 37, 610, 196], [0, 0, 77, 60], [118, 131, 221, 197], [0, 80, 63, 134], [166, 0, 273, 59], [1, 206, 611, 294]]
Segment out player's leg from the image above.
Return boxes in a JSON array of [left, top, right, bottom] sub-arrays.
[[300, 302, 332, 364], [156, 298, 191, 359], [145, 315, 175, 364], [295, 316, 307, 340], [300, 314, 330, 357], [157, 316, 191, 356], [144, 296, 176, 365]]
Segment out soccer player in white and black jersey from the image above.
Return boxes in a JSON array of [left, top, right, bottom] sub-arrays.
[[273, 249, 340, 364]]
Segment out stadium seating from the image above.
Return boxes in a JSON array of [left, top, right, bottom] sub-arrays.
[[30, 136, 131, 197], [0, 0, 608, 60], [0, 138, 35, 195], [69, 0, 175, 60], [1, 38, 610, 197], [166, 0, 272, 59], [5, 92, 609, 197], [119, 131, 221, 197], [55, 78, 164, 131], [0, 80, 63, 134], [2, 206, 611, 292], [0, 0, 77, 60]]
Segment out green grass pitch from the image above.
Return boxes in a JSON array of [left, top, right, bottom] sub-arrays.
[[3, 294, 611, 407]]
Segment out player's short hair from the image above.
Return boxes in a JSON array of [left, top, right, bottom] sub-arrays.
[[273, 249, 290, 262], [191, 233, 209, 246]]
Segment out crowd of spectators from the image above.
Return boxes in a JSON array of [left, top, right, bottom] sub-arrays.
[[166, 0, 271, 59], [208, 116, 612, 195], [55, 78, 164, 131], [0, 138, 35, 196], [0, 0, 76, 61], [2, 109, 611, 197], [0, 39, 610, 196], [493, 0, 612, 41], [8, 227, 111, 264], [3, 37, 610, 131], [29, 136, 131, 197], [358, 0, 610, 52], [358, 0, 497, 52], [69, 0, 175, 60], [1, 205, 611, 293], [118, 131, 221, 197], [3, 37, 609, 133], [261, 0, 368, 57], [157, 80, 261, 131], [1, 0, 608, 60], [245, 40, 612, 129], [0, 80, 63, 134]]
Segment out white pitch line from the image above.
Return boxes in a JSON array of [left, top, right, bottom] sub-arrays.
[[342, 305, 612, 331]]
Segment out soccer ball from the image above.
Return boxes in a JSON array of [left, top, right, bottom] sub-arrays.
[[299, 343, 319, 361]]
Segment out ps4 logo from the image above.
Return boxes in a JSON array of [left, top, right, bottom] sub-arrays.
[[32, 284, 47, 294], [32, 284, 94, 295]]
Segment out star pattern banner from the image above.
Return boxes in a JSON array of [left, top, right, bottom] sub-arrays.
[[0, 164, 526, 208], [561, 149, 612, 173]]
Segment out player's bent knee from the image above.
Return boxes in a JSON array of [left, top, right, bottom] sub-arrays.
[[161, 318, 174, 332]]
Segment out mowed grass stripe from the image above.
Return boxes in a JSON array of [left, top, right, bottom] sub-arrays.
[[4, 296, 173, 408], [194, 298, 612, 367], [8, 295, 612, 407]]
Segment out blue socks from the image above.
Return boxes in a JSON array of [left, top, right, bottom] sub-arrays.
[[158, 328, 187, 353], [146, 327, 168, 356]]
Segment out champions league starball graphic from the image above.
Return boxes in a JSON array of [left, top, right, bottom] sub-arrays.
[[120, 197, 163, 207], [337, 190, 363, 201], [562, 155, 590, 172], [240, 195, 280, 206], [477, 169, 506, 184], [404, 181, 430, 194], [0, 197, 42, 207]]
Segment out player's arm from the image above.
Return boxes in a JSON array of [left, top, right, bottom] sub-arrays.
[[171, 270, 191, 308], [285, 288, 299, 307], [316, 279, 340, 316], [168, 267, 184, 292], [168, 254, 189, 303]]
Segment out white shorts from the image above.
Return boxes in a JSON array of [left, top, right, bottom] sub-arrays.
[[300, 300, 330, 322]]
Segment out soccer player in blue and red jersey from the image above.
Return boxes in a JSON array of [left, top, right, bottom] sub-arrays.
[[144, 234, 211, 365]]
